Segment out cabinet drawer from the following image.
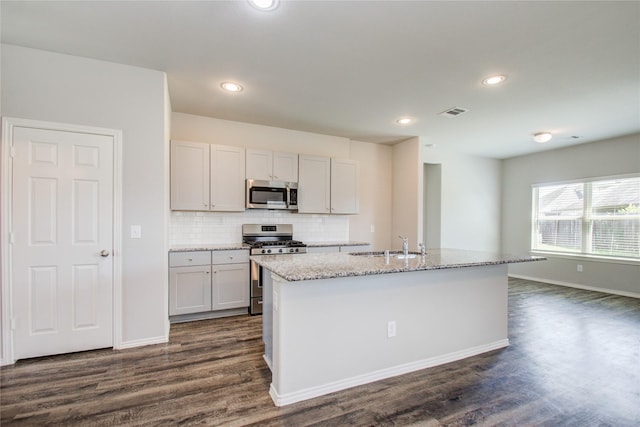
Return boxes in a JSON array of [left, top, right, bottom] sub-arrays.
[[212, 249, 249, 265], [169, 251, 211, 267]]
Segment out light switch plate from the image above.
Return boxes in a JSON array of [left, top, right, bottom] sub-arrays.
[[131, 225, 142, 239]]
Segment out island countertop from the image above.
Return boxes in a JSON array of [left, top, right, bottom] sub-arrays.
[[251, 248, 545, 281]]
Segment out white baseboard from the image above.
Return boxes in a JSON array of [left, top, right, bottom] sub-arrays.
[[116, 334, 168, 350], [269, 339, 509, 407], [508, 274, 640, 299]]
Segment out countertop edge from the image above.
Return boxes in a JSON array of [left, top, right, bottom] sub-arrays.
[[251, 251, 546, 282], [169, 241, 370, 252]]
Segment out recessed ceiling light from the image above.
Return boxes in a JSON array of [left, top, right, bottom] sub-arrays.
[[396, 117, 413, 125], [248, 0, 279, 11], [482, 75, 507, 86], [532, 132, 553, 143], [221, 82, 243, 92]]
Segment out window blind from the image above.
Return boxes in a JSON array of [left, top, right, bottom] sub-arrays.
[[532, 176, 639, 260]]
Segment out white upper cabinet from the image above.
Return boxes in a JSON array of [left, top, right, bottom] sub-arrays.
[[298, 155, 359, 214], [171, 140, 245, 211], [330, 158, 359, 214], [246, 148, 298, 182], [171, 140, 210, 211], [210, 145, 246, 211], [298, 155, 331, 214]]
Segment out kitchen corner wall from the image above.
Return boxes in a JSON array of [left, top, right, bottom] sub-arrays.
[[170, 113, 393, 248]]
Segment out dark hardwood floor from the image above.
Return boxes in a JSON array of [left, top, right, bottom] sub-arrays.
[[2, 278, 639, 426]]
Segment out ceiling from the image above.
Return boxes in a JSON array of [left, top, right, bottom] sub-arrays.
[[1, 1, 639, 159]]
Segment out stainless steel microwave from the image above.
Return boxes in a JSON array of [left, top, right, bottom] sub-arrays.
[[246, 179, 298, 211]]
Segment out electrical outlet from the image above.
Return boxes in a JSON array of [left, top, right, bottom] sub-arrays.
[[131, 225, 142, 239], [577, 264, 583, 272], [387, 320, 396, 338]]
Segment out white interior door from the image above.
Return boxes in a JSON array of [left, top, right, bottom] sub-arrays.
[[11, 126, 114, 360]]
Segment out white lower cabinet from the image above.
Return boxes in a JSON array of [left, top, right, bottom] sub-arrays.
[[212, 259, 250, 310], [169, 265, 212, 316], [169, 249, 249, 319]]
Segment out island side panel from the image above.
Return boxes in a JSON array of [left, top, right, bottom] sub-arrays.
[[269, 264, 509, 406], [262, 269, 274, 369]]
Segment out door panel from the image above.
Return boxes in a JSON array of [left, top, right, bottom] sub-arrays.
[[29, 266, 58, 333], [12, 126, 114, 360], [29, 177, 57, 245]]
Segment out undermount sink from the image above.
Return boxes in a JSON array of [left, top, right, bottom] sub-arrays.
[[350, 251, 421, 259]]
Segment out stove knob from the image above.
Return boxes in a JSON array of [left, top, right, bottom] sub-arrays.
[[261, 249, 266, 254], [267, 249, 272, 254], [289, 248, 294, 253], [279, 248, 283, 253], [295, 248, 299, 252]]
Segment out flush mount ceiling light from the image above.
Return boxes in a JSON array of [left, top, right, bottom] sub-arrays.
[[248, 0, 279, 11], [532, 132, 553, 143], [221, 82, 243, 93], [396, 117, 414, 125], [482, 75, 507, 86]]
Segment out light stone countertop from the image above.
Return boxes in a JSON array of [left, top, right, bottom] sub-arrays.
[[169, 243, 249, 252], [305, 241, 370, 247], [251, 248, 546, 281]]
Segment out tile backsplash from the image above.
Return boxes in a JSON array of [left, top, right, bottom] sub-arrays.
[[170, 210, 349, 245]]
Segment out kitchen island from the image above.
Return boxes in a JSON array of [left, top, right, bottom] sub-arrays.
[[252, 249, 545, 406]]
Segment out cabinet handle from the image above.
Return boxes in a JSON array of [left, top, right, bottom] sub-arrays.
[[229, 256, 234, 260], [206, 271, 210, 274], [188, 258, 193, 261]]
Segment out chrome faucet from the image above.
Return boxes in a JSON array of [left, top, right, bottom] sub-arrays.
[[418, 242, 426, 256], [398, 235, 409, 258]]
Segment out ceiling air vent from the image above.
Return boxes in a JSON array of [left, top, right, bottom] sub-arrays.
[[439, 107, 469, 118]]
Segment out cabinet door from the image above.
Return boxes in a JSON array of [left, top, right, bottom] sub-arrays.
[[169, 266, 212, 315], [210, 145, 246, 211], [272, 151, 298, 182], [246, 148, 273, 181], [170, 140, 210, 211], [331, 158, 359, 214], [298, 155, 331, 214], [212, 263, 250, 310]]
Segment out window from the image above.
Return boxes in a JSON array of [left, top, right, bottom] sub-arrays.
[[532, 176, 640, 260]]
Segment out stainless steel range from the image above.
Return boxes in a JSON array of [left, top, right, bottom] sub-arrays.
[[242, 224, 307, 314]]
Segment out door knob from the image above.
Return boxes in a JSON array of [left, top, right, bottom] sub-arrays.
[[100, 250, 110, 257]]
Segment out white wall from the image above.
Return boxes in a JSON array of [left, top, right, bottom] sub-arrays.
[[423, 163, 442, 248], [502, 133, 640, 296], [422, 146, 502, 252], [392, 138, 423, 251], [1, 44, 170, 347], [349, 140, 393, 250], [172, 112, 350, 158]]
